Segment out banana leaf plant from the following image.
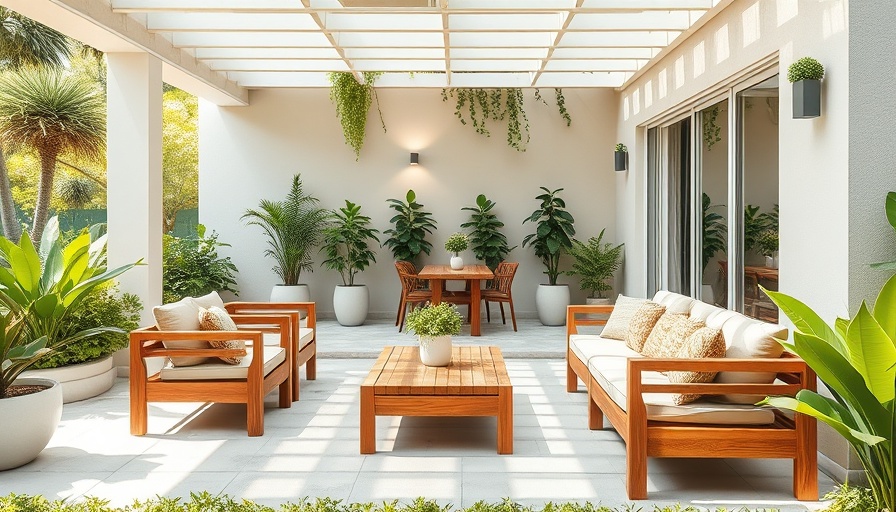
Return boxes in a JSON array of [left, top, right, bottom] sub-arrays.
[[760, 277, 895, 512], [872, 191, 896, 270], [0, 217, 142, 398]]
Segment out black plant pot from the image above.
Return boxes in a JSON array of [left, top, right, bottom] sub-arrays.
[[614, 151, 627, 171], [792, 79, 821, 119]]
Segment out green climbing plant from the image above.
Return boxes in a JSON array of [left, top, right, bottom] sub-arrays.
[[328, 71, 385, 160], [441, 88, 571, 152], [701, 105, 722, 150]]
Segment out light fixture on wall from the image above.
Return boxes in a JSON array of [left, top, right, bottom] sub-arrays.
[[410, 152, 419, 165]]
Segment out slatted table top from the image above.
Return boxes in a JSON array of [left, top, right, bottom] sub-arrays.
[[363, 345, 510, 396]]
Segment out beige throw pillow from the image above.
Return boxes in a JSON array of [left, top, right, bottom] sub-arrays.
[[153, 298, 208, 367], [624, 301, 666, 352], [191, 291, 226, 310], [198, 306, 247, 365], [600, 295, 647, 341], [641, 313, 705, 358], [668, 327, 726, 404]]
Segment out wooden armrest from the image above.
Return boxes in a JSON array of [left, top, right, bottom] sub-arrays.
[[225, 302, 316, 329], [566, 305, 615, 336], [628, 356, 809, 373]]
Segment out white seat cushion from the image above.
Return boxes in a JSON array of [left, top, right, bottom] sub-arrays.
[[159, 346, 286, 381], [260, 328, 314, 350], [569, 336, 776, 425]]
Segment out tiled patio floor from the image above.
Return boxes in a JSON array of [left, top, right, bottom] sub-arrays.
[[1, 319, 836, 510]]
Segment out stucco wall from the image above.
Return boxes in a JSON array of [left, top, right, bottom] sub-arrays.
[[199, 87, 618, 318]]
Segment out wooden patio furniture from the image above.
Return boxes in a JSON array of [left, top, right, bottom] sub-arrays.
[[481, 261, 519, 331]]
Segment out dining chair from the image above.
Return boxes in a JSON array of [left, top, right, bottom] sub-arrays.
[[394, 260, 421, 326], [481, 262, 519, 331], [395, 262, 432, 331]]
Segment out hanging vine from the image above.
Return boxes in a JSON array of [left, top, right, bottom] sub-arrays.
[[441, 88, 571, 152], [701, 105, 722, 150], [328, 71, 385, 160]]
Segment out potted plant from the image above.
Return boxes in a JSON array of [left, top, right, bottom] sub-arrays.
[[522, 186, 576, 326], [242, 174, 328, 304], [566, 228, 624, 305], [614, 143, 628, 171], [0, 225, 140, 470], [320, 200, 380, 326], [460, 194, 513, 272], [444, 232, 469, 270], [756, 229, 779, 268], [404, 302, 463, 367], [382, 189, 437, 265], [761, 278, 896, 512], [788, 56, 824, 119], [702, 193, 727, 303]]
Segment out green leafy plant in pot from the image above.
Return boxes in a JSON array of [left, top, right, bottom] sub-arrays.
[[788, 56, 824, 119], [760, 278, 895, 512], [522, 186, 576, 326], [242, 174, 328, 304], [383, 189, 437, 265], [320, 200, 380, 326], [445, 232, 469, 270], [566, 228, 623, 303], [405, 302, 463, 367], [460, 194, 513, 272], [0, 218, 141, 470]]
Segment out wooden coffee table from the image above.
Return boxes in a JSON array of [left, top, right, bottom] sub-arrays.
[[360, 345, 513, 454]]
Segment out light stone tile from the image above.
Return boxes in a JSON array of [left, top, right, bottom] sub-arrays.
[[0, 471, 110, 501], [461, 454, 625, 474], [223, 471, 357, 505], [459, 472, 629, 508], [348, 471, 461, 505], [84, 471, 234, 508]]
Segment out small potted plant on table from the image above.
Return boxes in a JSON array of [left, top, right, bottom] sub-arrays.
[[405, 302, 463, 367], [445, 232, 469, 270]]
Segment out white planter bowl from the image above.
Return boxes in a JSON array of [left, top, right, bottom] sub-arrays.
[[271, 284, 311, 319], [0, 378, 63, 470], [333, 285, 369, 326], [419, 335, 452, 366], [535, 284, 570, 326], [21, 355, 115, 403]]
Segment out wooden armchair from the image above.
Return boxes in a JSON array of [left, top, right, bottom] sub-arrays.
[[223, 301, 317, 400], [130, 313, 293, 437]]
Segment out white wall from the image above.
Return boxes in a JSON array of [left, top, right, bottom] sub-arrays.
[[199, 87, 618, 318], [615, 0, 850, 327]]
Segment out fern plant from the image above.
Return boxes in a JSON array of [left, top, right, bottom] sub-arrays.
[[461, 194, 513, 272], [382, 189, 437, 264], [566, 229, 624, 299]]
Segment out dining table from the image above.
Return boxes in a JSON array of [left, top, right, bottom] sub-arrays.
[[417, 264, 494, 336]]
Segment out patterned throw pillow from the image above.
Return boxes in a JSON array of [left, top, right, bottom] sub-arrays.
[[198, 306, 247, 365], [624, 301, 666, 352], [600, 294, 647, 340], [640, 313, 705, 358], [668, 327, 726, 405]]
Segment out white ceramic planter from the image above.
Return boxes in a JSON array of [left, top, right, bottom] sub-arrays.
[[21, 355, 115, 403], [271, 284, 311, 319], [535, 284, 570, 326], [0, 378, 63, 470], [333, 285, 369, 327], [419, 335, 452, 366], [450, 256, 464, 270]]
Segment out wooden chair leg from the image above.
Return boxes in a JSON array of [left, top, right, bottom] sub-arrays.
[[395, 293, 404, 325], [306, 353, 316, 380], [499, 303, 506, 324], [566, 361, 578, 392], [625, 440, 648, 499], [588, 394, 603, 430], [279, 375, 292, 408], [508, 299, 517, 331], [248, 380, 264, 437], [485, 300, 491, 322], [793, 412, 818, 499]]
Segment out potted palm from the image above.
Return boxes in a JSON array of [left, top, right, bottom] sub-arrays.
[[444, 232, 469, 270], [242, 174, 328, 304], [522, 186, 576, 326], [460, 194, 513, 272], [382, 189, 437, 265], [404, 302, 463, 367], [0, 226, 140, 470], [567, 228, 624, 305], [320, 200, 379, 326]]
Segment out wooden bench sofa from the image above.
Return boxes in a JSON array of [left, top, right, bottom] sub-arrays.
[[566, 290, 817, 500]]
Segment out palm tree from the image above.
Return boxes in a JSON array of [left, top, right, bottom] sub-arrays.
[[0, 7, 73, 241], [0, 68, 105, 245]]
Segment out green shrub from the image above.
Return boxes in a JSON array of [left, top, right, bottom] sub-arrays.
[[405, 303, 463, 338], [163, 225, 238, 304], [787, 57, 825, 82], [820, 484, 877, 512], [31, 284, 141, 369]]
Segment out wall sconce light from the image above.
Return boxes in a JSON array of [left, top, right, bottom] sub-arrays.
[[410, 152, 419, 165]]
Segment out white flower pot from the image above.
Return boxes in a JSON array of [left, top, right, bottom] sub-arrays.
[[450, 256, 464, 270], [0, 378, 63, 470], [535, 284, 570, 326], [21, 355, 115, 403], [270, 284, 311, 319], [333, 285, 369, 327], [419, 335, 452, 366]]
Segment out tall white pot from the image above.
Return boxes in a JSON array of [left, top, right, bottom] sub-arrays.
[[271, 284, 311, 319], [333, 285, 369, 326], [535, 284, 570, 326], [0, 378, 63, 470]]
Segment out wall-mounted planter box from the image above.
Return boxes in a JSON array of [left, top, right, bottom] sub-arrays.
[[792, 79, 821, 119], [614, 151, 627, 171]]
